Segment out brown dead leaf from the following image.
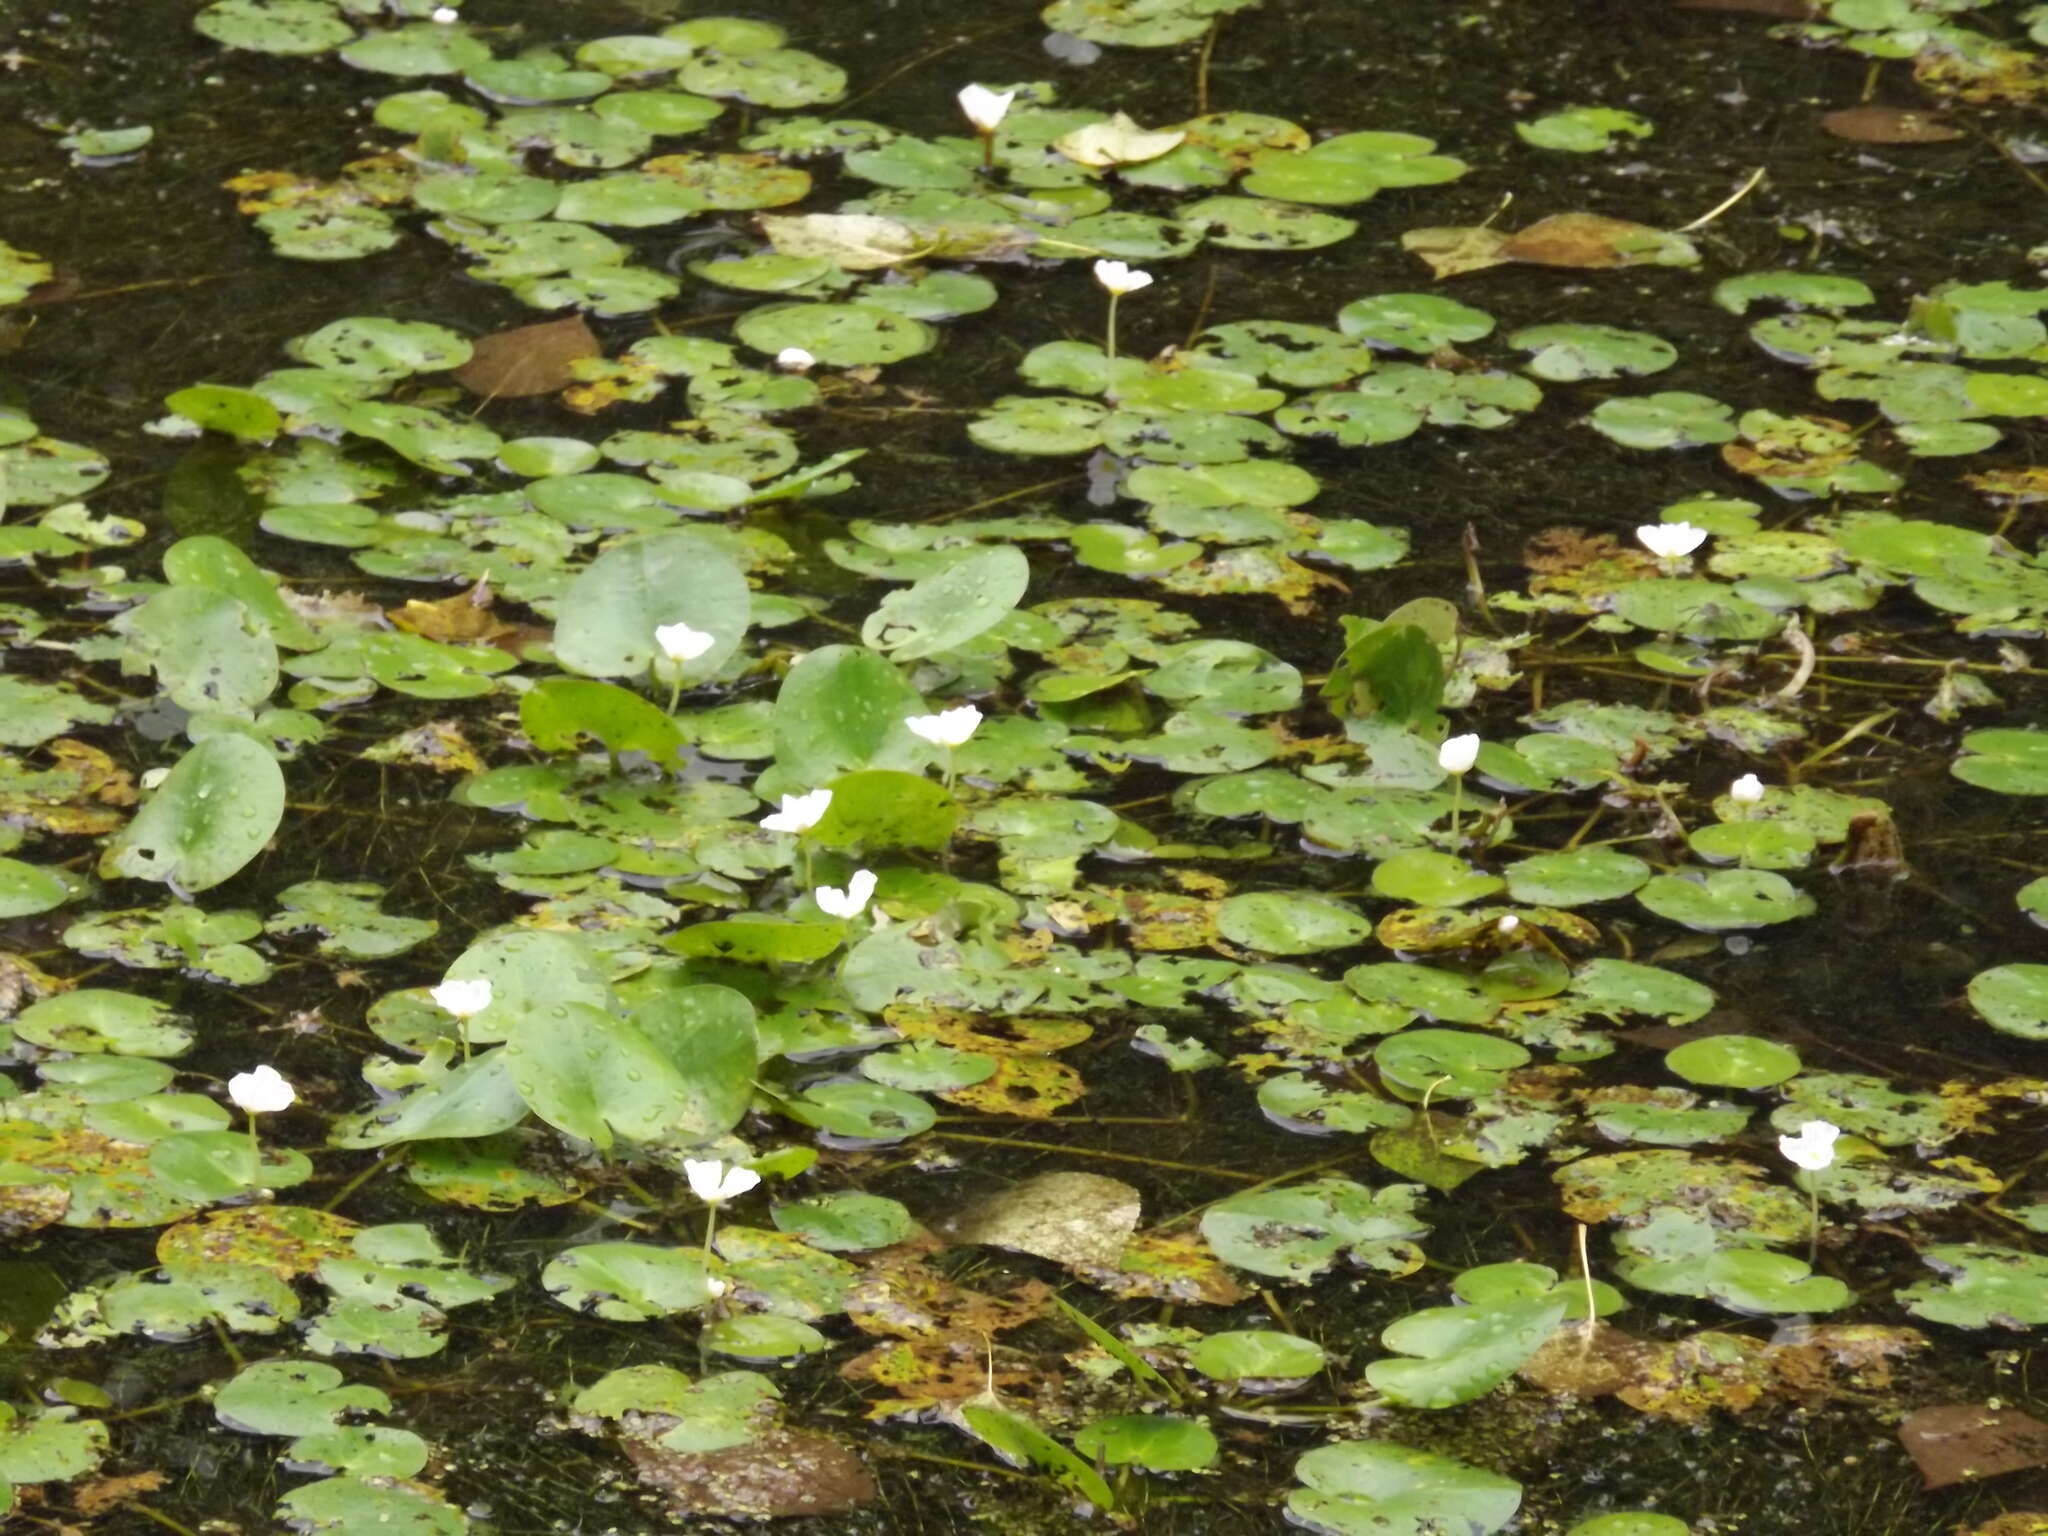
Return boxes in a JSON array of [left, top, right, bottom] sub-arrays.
[[1959, 1517, 2048, 1536], [1066, 1229, 1248, 1306], [839, 1337, 1033, 1403], [74, 1472, 168, 1516], [624, 1427, 875, 1518], [1519, 1323, 1657, 1398], [1966, 467, 2048, 503], [1916, 40, 2048, 105], [388, 578, 509, 644], [1821, 106, 1965, 144], [1500, 213, 1700, 270], [942, 1171, 1141, 1269], [1902, 1405, 2048, 1490], [941, 1054, 1087, 1118], [1401, 225, 1512, 279], [361, 720, 486, 776], [453, 316, 600, 399], [844, 1252, 1052, 1342]]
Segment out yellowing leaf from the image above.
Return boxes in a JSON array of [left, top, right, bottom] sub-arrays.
[[758, 212, 926, 269], [1054, 112, 1187, 168]]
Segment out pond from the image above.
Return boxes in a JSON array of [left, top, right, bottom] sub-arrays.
[[3, 0, 2048, 1532]]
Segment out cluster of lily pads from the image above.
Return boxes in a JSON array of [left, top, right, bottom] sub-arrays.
[[4, 0, 2048, 1532]]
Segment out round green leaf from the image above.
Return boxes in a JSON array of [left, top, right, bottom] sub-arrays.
[[552, 530, 751, 681], [1664, 1034, 1801, 1089], [1968, 964, 2048, 1039], [542, 1242, 716, 1320], [734, 301, 935, 366], [99, 736, 286, 894]]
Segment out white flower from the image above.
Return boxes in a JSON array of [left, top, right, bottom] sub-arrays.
[[684, 1158, 762, 1204], [704, 1275, 730, 1299], [1438, 733, 1481, 775], [1636, 521, 1709, 560], [760, 788, 832, 834], [431, 977, 493, 1019], [228, 1065, 297, 1116], [957, 83, 1017, 134], [905, 704, 982, 748], [685, 1160, 759, 1206], [1730, 773, 1766, 804], [1497, 914, 1520, 934], [1093, 259, 1154, 297], [814, 868, 878, 919], [775, 346, 816, 373], [654, 622, 715, 663], [1779, 1119, 1841, 1172], [430, 5, 458, 21], [139, 767, 171, 791]]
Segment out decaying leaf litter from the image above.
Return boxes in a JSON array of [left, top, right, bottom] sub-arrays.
[[3, 0, 2048, 1532]]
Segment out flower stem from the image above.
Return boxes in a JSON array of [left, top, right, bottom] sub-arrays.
[[1808, 1181, 1821, 1266], [245, 1116, 263, 1185], [943, 745, 957, 793], [980, 129, 994, 172], [1105, 293, 1120, 365], [702, 1202, 720, 1263], [1448, 776, 1464, 851]]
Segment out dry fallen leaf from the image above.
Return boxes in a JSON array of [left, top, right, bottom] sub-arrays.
[[1966, 467, 2048, 503], [1054, 111, 1187, 167], [624, 1428, 876, 1518], [453, 315, 600, 398], [73, 1472, 169, 1517], [1401, 224, 1511, 279], [1500, 213, 1700, 269], [758, 212, 925, 270], [1821, 105, 1965, 143], [942, 1170, 1142, 1269], [1406, 214, 1699, 278], [1900, 1404, 2048, 1490]]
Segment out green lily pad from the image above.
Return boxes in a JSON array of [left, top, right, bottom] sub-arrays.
[[1200, 1177, 1429, 1282], [1186, 1328, 1327, 1381], [1509, 324, 1675, 383], [1071, 1414, 1217, 1472], [1899, 1243, 2048, 1329], [1366, 1294, 1566, 1407], [1502, 849, 1651, 906], [1636, 869, 1816, 930], [1953, 729, 2048, 794], [98, 736, 286, 894], [552, 530, 751, 682], [1516, 106, 1654, 152], [1664, 1035, 1801, 1089], [214, 1360, 391, 1437], [734, 301, 935, 367], [1967, 964, 2048, 1039], [13, 991, 191, 1056], [1288, 1441, 1520, 1536], [542, 1242, 717, 1320], [196, 0, 354, 55], [1372, 850, 1505, 907], [1215, 891, 1373, 954]]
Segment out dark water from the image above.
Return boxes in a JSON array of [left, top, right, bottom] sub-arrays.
[[3, 0, 2047, 1532]]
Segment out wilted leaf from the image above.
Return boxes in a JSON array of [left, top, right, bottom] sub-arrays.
[[452, 316, 600, 398], [1500, 213, 1699, 269], [1899, 1405, 2048, 1490], [1820, 106, 1964, 144], [943, 1171, 1141, 1269], [1055, 112, 1187, 167], [758, 212, 924, 270]]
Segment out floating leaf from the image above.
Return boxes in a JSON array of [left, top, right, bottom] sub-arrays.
[[99, 736, 285, 894]]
